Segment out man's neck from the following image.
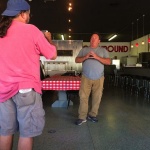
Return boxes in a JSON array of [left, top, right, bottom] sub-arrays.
[[13, 16, 26, 23], [90, 45, 99, 48]]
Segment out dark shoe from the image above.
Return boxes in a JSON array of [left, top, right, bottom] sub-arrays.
[[87, 115, 98, 123], [75, 119, 87, 125]]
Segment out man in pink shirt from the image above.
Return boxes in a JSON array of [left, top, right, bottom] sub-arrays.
[[0, 0, 57, 149]]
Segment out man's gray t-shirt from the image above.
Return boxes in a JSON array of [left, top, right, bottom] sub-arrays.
[[77, 46, 109, 80]]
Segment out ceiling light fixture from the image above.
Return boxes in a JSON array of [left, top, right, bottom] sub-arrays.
[[135, 43, 139, 47], [131, 22, 134, 48], [61, 34, 64, 40], [68, 7, 72, 11], [136, 18, 139, 38], [131, 22, 134, 40], [108, 34, 117, 41], [136, 19, 139, 47], [143, 14, 145, 36], [142, 41, 145, 45]]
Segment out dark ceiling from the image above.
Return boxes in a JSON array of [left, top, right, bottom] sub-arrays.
[[1, 0, 150, 42]]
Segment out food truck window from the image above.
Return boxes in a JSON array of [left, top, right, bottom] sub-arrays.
[[57, 50, 73, 56]]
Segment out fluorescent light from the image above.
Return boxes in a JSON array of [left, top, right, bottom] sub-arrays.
[[108, 34, 117, 41], [61, 34, 64, 40]]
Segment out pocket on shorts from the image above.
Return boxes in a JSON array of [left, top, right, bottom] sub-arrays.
[[17, 91, 35, 107], [30, 108, 45, 133]]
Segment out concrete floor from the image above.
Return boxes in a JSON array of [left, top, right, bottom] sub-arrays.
[[12, 83, 150, 150]]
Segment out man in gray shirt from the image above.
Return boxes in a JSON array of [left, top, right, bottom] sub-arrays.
[[75, 33, 111, 125]]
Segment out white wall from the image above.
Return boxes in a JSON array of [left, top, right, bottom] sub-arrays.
[[84, 34, 150, 62], [84, 42, 130, 59], [130, 35, 149, 56]]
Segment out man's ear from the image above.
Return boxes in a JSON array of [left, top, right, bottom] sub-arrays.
[[18, 12, 27, 23], [20, 12, 26, 20]]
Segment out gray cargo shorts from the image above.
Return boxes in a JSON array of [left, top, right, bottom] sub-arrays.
[[0, 90, 45, 137]]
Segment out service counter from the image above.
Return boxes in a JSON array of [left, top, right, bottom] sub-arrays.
[[122, 67, 150, 78]]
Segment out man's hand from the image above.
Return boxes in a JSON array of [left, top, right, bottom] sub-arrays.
[[88, 51, 97, 59], [44, 31, 52, 43]]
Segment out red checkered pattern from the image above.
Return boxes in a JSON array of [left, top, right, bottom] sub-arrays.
[[41, 76, 81, 90]]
